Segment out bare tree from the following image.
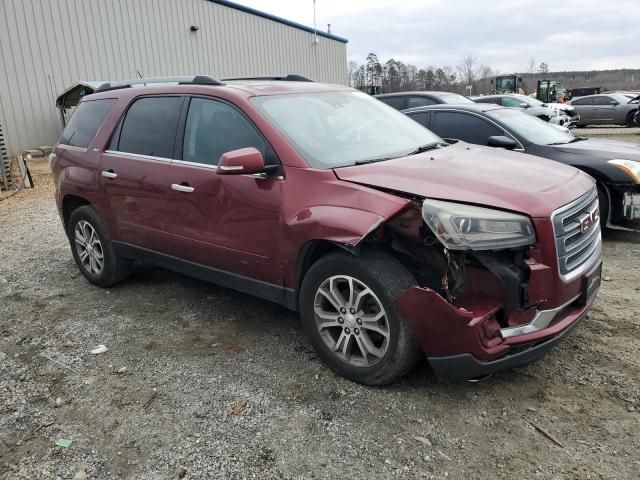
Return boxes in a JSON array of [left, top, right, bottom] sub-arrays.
[[527, 57, 536, 76], [347, 61, 359, 87], [538, 62, 550, 75], [478, 64, 494, 94], [457, 53, 478, 88]]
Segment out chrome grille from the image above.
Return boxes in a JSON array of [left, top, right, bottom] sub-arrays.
[[552, 187, 602, 281]]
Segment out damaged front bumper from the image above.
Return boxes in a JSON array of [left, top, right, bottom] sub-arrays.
[[395, 261, 601, 382], [622, 191, 640, 220]]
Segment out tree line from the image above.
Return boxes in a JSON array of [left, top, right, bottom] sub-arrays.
[[348, 52, 640, 95]]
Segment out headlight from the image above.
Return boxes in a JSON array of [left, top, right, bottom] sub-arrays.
[[422, 199, 536, 251], [608, 159, 640, 184]]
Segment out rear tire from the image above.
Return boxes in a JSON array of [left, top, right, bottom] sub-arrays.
[[299, 249, 422, 386], [68, 206, 133, 287], [627, 111, 638, 127]]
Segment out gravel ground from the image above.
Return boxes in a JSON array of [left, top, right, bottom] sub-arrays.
[[1, 140, 640, 479]]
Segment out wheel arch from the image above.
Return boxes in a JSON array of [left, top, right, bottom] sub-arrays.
[[62, 194, 92, 230], [292, 239, 355, 311]]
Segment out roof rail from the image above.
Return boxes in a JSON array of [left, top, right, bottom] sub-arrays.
[[221, 74, 314, 82], [95, 76, 224, 92]]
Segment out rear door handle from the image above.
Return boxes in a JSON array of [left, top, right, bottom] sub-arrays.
[[171, 183, 195, 193], [101, 170, 117, 179]]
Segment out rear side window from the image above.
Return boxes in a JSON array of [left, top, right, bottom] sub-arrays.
[[571, 97, 593, 106], [431, 111, 502, 145], [115, 96, 183, 158], [59, 99, 116, 148], [593, 96, 614, 106], [378, 96, 406, 110], [406, 112, 428, 127], [182, 98, 267, 166], [502, 97, 524, 108], [475, 97, 499, 104], [407, 96, 437, 108]]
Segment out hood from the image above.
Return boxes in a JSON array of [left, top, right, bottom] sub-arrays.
[[334, 143, 594, 218], [538, 103, 576, 115], [545, 102, 572, 110], [552, 138, 640, 160]]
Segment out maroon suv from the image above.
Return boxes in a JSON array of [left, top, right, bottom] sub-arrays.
[[51, 76, 602, 385]]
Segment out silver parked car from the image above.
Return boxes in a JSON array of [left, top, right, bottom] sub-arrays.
[[570, 93, 639, 127], [473, 94, 579, 127]]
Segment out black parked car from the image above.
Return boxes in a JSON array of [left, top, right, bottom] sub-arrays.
[[403, 104, 640, 228], [375, 91, 474, 110]]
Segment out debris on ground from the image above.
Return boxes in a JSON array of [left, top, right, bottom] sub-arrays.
[[73, 466, 88, 480], [229, 399, 248, 416], [90, 344, 108, 355], [413, 435, 433, 447], [143, 390, 158, 410], [530, 422, 566, 448], [55, 439, 72, 448]]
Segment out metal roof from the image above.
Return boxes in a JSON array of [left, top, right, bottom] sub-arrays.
[[56, 81, 109, 109], [209, 0, 348, 44]]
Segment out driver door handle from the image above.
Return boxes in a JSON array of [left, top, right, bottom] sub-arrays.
[[101, 170, 117, 179], [171, 183, 195, 193]]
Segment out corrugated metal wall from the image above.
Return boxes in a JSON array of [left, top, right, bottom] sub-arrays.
[[0, 0, 348, 156]]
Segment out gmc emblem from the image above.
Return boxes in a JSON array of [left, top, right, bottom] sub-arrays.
[[579, 207, 600, 233]]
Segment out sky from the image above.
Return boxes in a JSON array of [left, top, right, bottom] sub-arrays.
[[234, 0, 640, 73]]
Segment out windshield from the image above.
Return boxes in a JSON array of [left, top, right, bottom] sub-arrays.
[[487, 108, 575, 145], [251, 91, 442, 168], [438, 93, 475, 104]]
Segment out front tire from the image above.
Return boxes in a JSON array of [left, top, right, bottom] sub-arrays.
[[299, 250, 421, 386], [597, 183, 610, 229], [68, 206, 133, 287]]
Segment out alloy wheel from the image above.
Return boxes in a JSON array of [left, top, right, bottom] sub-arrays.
[[74, 220, 104, 275], [313, 275, 390, 367]]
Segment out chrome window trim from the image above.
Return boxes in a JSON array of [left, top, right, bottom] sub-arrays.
[[171, 158, 218, 170], [104, 150, 172, 163], [104, 150, 284, 178]]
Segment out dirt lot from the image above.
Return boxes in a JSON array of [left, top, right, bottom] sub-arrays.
[[1, 136, 639, 479]]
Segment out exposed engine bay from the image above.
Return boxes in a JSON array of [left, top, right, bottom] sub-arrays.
[[373, 203, 533, 328]]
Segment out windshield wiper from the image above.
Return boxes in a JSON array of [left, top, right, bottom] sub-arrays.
[[354, 142, 448, 165], [547, 137, 587, 146], [355, 156, 398, 165], [406, 142, 448, 155]]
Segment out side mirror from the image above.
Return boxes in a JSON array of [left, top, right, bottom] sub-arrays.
[[609, 100, 618, 106], [487, 135, 517, 150], [217, 147, 272, 175], [519, 103, 529, 108]]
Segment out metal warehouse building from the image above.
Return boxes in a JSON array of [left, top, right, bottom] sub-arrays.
[[0, 0, 348, 158]]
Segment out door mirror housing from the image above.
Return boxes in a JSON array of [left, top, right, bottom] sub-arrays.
[[217, 147, 270, 175], [609, 100, 619, 106], [519, 103, 529, 108], [487, 135, 518, 150]]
